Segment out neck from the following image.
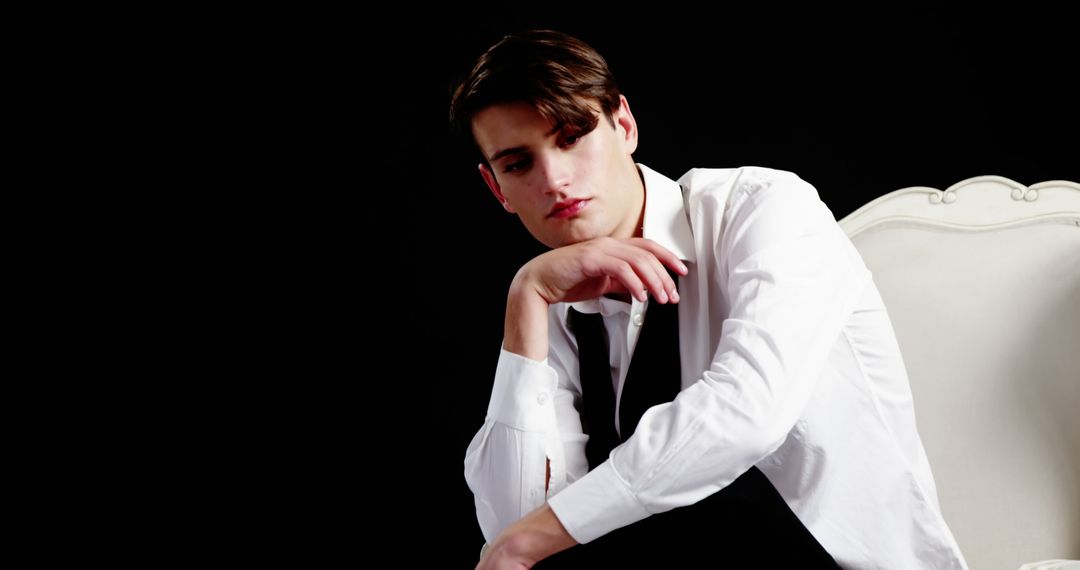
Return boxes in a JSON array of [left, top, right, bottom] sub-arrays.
[[612, 162, 647, 240]]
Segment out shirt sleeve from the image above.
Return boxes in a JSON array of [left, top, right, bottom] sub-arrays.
[[546, 172, 873, 544], [463, 305, 590, 545]]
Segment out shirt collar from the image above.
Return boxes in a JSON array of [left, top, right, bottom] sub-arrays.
[[565, 163, 696, 316], [636, 162, 696, 264]]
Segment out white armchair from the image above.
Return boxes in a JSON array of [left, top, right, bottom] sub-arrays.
[[838, 176, 1080, 569]]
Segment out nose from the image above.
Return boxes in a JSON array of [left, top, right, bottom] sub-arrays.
[[534, 151, 572, 195]]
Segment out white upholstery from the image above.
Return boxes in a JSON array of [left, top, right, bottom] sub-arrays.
[[839, 176, 1080, 569]]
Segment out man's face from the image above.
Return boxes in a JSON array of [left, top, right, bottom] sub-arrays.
[[472, 95, 641, 249]]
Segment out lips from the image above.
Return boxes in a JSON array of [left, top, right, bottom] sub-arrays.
[[548, 198, 589, 219]]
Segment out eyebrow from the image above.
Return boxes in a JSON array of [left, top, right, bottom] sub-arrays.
[[487, 123, 563, 163]]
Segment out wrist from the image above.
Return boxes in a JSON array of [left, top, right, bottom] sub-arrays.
[[504, 282, 549, 361], [500, 503, 578, 564]]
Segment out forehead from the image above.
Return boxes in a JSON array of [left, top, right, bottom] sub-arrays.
[[471, 101, 558, 158]]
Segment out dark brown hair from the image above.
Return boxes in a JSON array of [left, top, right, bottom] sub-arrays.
[[448, 29, 622, 166]]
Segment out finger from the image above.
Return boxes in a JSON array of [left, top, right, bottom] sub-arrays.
[[642, 247, 679, 303], [583, 238, 671, 303], [616, 241, 679, 303], [605, 258, 648, 302], [595, 239, 674, 303], [623, 247, 672, 303], [629, 240, 686, 302], [629, 238, 689, 276]]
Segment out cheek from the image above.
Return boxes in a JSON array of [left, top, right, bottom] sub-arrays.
[[589, 139, 619, 173], [513, 190, 546, 220], [576, 148, 600, 179]]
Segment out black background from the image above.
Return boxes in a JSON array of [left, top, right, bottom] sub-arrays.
[[386, 7, 1076, 565]]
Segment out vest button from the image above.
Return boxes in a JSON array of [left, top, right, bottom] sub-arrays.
[[632, 313, 645, 327]]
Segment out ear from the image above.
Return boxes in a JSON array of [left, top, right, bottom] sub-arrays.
[[478, 162, 516, 213], [613, 94, 639, 155]]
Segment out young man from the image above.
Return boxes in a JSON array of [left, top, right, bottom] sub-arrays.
[[452, 29, 968, 569]]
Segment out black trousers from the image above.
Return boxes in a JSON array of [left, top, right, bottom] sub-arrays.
[[533, 466, 839, 568]]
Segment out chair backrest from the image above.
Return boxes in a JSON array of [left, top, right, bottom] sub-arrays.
[[838, 175, 1080, 569]]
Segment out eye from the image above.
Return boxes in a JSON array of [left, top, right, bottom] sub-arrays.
[[504, 158, 530, 173], [561, 133, 581, 147]]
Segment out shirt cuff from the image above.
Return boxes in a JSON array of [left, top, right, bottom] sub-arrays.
[[546, 459, 652, 544], [486, 348, 560, 432]]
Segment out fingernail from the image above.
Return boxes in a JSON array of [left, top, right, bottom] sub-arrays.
[[658, 290, 668, 303], [679, 262, 688, 274], [671, 290, 680, 302]]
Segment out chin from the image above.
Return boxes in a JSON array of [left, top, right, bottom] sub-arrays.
[[559, 230, 600, 247], [536, 219, 603, 248]]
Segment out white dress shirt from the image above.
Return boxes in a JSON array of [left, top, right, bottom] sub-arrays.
[[464, 163, 969, 568]]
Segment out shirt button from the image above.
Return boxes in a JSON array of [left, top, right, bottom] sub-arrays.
[[537, 392, 549, 406], [632, 313, 645, 327]]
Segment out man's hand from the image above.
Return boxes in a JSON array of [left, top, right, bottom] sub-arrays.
[[515, 236, 687, 306], [475, 503, 578, 569], [503, 237, 688, 362]]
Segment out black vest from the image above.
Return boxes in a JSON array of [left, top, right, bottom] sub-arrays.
[[545, 267, 840, 568], [567, 269, 683, 471]]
